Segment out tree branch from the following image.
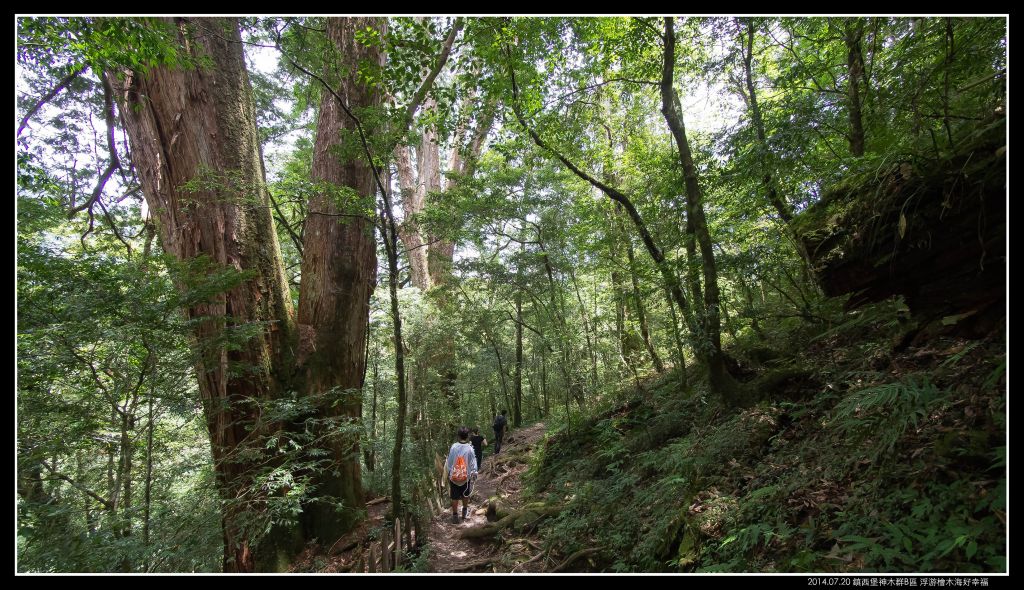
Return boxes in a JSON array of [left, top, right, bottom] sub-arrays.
[[268, 190, 304, 257], [18, 64, 89, 137], [401, 17, 463, 133], [40, 460, 113, 510], [69, 74, 121, 220]]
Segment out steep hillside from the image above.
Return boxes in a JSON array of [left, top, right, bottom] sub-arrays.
[[524, 299, 1005, 573]]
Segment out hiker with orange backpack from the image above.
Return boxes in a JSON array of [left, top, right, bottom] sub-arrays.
[[444, 426, 478, 524]]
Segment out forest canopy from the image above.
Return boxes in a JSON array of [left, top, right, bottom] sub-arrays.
[[16, 15, 1006, 574]]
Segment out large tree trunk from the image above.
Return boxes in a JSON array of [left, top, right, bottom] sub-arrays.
[[111, 17, 299, 571], [297, 16, 385, 542], [394, 144, 432, 291]]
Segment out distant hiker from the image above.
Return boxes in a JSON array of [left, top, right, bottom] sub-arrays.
[[469, 427, 487, 471], [492, 409, 508, 454], [444, 426, 478, 524]]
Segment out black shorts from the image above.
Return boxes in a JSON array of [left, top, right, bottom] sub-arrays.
[[449, 479, 472, 500]]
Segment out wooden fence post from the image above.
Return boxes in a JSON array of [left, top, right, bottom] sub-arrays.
[[394, 518, 402, 568]]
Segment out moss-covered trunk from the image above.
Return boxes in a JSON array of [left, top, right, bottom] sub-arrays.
[[296, 16, 385, 542], [111, 17, 299, 572]]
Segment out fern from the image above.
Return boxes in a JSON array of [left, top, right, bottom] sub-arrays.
[[811, 297, 908, 343], [939, 341, 982, 368], [982, 358, 1006, 390], [830, 376, 950, 462]]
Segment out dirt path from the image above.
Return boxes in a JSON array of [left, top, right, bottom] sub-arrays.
[[288, 421, 549, 573], [426, 421, 548, 573]]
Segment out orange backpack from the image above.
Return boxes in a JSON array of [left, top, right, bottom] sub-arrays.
[[450, 453, 469, 484]]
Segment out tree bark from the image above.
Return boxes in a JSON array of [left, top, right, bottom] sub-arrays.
[[513, 290, 524, 427], [844, 18, 867, 157], [661, 17, 744, 404], [111, 17, 298, 571], [738, 19, 816, 283], [297, 16, 385, 543], [626, 237, 664, 373], [394, 144, 432, 291]]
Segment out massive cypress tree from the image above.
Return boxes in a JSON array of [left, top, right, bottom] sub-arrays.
[[110, 17, 300, 571], [295, 16, 384, 540]]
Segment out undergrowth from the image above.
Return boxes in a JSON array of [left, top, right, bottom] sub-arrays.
[[524, 297, 1005, 573]]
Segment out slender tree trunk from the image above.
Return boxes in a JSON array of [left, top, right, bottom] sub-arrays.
[[536, 235, 586, 407], [568, 266, 599, 392], [942, 18, 955, 147], [541, 353, 549, 417], [626, 239, 664, 373], [513, 292, 524, 427], [365, 356, 379, 473], [844, 18, 867, 157], [507, 54, 697, 390], [740, 21, 792, 224], [610, 205, 633, 376], [612, 263, 628, 371], [385, 206, 408, 522], [738, 19, 815, 280], [143, 392, 154, 569], [117, 400, 134, 571], [111, 17, 299, 571], [737, 271, 767, 341], [488, 376, 497, 420], [661, 17, 744, 405], [490, 333, 512, 413], [720, 287, 740, 340], [664, 285, 688, 385]]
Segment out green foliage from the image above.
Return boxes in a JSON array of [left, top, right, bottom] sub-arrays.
[[829, 376, 951, 463], [17, 241, 223, 572], [525, 312, 1003, 573], [18, 17, 187, 73], [17, 14, 1005, 573]]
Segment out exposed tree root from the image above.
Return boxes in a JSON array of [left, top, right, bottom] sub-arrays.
[[550, 547, 600, 572], [459, 504, 561, 540]]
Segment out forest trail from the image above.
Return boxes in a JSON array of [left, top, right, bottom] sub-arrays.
[[293, 421, 550, 573], [427, 421, 548, 573]]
